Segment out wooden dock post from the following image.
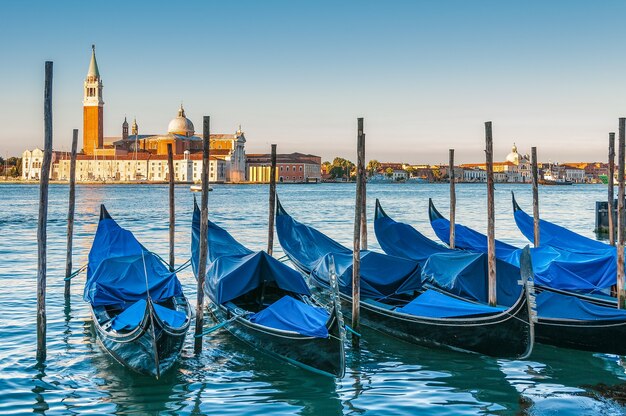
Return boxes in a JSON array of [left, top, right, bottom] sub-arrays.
[[360, 132, 367, 251], [485, 121, 497, 306], [267, 144, 277, 255], [194, 116, 210, 353], [37, 61, 53, 362], [449, 149, 456, 249], [609, 132, 616, 246], [617, 118, 625, 309], [352, 117, 365, 348], [167, 143, 175, 271], [64, 129, 78, 298], [531, 147, 540, 247]]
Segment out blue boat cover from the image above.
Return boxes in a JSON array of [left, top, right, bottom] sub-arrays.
[[311, 251, 423, 298], [110, 299, 187, 331], [375, 201, 522, 306], [397, 289, 505, 318], [85, 216, 183, 308], [536, 291, 626, 321], [513, 195, 613, 254], [421, 252, 522, 307], [249, 296, 329, 338], [276, 200, 423, 299], [429, 201, 617, 293], [191, 203, 311, 305]]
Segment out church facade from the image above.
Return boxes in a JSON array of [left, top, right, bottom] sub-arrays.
[[23, 45, 246, 183]]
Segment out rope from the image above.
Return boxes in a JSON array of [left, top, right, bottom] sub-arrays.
[[173, 258, 192, 273], [64, 264, 87, 281], [195, 312, 247, 337], [276, 255, 289, 263], [344, 324, 361, 338]]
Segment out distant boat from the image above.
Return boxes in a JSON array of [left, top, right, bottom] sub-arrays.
[[190, 184, 213, 192]]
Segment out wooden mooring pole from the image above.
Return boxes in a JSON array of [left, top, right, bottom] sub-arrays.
[[609, 132, 616, 246], [485, 121, 497, 307], [352, 117, 365, 348], [194, 116, 210, 353], [267, 144, 277, 255], [167, 143, 175, 271], [64, 129, 78, 298], [531, 147, 540, 247], [360, 133, 367, 251], [449, 149, 456, 249], [617, 118, 625, 309], [37, 61, 53, 362]]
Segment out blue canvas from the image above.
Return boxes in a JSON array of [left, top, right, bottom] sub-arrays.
[[537, 291, 626, 321], [276, 200, 423, 299], [85, 214, 183, 308], [397, 289, 506, 318], [249, 296, 329, 338]]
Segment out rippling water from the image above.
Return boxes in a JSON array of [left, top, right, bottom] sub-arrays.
[[1, 183, 625, 415]]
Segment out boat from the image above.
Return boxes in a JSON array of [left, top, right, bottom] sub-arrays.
[[275, 198, 534, 359], [425, 199, 626, 354], [85, 205, 191, 378], [190, 184, 213, 192], [191, 201, 346, 378], [512, 192, 613, 255], [540, 169, 573, 185]]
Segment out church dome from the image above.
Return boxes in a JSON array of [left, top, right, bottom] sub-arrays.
[[167, 104, 195, 136], [506, 143, 519, 165]]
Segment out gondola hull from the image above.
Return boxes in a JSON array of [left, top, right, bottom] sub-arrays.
[[305, 273, 534, 359], [535, 318, 626, 355], [91, 297, 190, 377], [207, 300, 345, 378]]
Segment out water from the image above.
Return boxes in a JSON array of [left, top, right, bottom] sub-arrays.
[[1, 182, 625, 415]]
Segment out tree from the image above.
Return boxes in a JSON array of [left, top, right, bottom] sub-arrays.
[[366, 160, 381, 176], [328, 157, 354, 180], [404, 166, 416, 177], [385, 167, 394, 178]]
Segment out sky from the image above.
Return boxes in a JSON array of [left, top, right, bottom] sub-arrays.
[[2, 0, 626, 164]]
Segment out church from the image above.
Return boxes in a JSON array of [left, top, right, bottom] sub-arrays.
[[24, 45, 246, 183]]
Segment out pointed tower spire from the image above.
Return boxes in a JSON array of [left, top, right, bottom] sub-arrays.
[[88, 44, 100, 78]]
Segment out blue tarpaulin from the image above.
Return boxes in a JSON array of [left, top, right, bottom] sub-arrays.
[[374, 201, 522, 305], [85, 215, 183, 308], [513, 195, 613, 254], [536, 291, 626, 321], [275, 200, 423, 299], [110, 299, 187, 331], [249, 296, 329, 338], [428, 201, 617, 293], [397, 289, 506, 318], [191, 204, 311, 305]]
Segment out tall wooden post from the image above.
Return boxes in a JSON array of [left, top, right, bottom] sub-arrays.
[[64, 129, 78, 298], [167, 143, 175, 271], [609, 132, 616, 246], [267, 144, 277, 255], [194, 116, 210, 352], [531, 147, 540, 247], [617, 118, 625, 309], [449, 149, 456, 249], [37, 61, 53, 362], [485, 121, 497, 306], [352, 118, 364, 348], [360, 132, 367, 250]]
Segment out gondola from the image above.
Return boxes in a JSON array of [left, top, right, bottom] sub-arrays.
[[191, 201, 345, 378], [85, 205, 191, 378], [425, 199, 626, 354], [512, 192, 613, 255], [275, 198, 534, 359]]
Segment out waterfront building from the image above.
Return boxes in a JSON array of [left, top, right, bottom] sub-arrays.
[[246, 153, 321, 183], [21, 45, 245, 183]]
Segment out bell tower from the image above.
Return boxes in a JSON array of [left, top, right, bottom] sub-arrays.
[[83, 44, 104, 155]]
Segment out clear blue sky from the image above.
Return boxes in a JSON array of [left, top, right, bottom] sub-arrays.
[[1, 0, 626, 164]]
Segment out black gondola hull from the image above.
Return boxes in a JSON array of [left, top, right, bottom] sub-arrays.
[[208, 301, 345, 378], [306, 275, 534, 359], [535, 318, 626, 355], [91, 297, 190, 377]]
